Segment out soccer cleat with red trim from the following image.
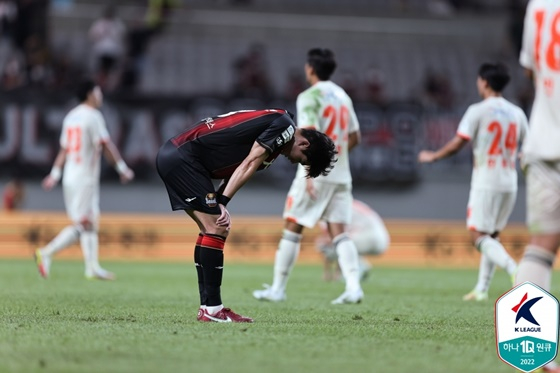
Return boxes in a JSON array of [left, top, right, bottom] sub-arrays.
[[196, 307, 205, 321], [34, 249, 50, 279], [197, 307, 254, 323]]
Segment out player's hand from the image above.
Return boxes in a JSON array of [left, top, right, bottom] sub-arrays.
[[216, 204, 231, 229], [119, 168, 135, 184], [305, 178, 317, 200], [418, 150, 437, 163], [41, 175, 58, 191]]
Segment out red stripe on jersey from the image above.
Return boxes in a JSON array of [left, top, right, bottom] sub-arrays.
[[201, 234, 226, 251], [171, 109, 286, 147], [457, 132, 471, 141]]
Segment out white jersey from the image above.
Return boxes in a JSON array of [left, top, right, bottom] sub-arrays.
[[60, 104, 110, 186], [294, 80, 360, 184], [519, 0, 560, 160], [457, 96, 528, 192]]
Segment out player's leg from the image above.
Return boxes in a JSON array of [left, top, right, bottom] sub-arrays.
[[253, 219, 303, 301], [329, 222, 363, 304], [516, 160, 560, 291], [71, 184, 114, 280], [467, 190, 517, 289], [189, 209, 252, 323], [254, 178, 326, 301], [35, 183, 81, 278], [463, 253, 494, 301], [325, 185, 363, 304]]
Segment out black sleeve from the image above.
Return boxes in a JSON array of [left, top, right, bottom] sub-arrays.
[[256, 114, 296, 154]]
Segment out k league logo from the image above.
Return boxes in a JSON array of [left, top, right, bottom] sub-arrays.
[[496, 282, 559, 372]]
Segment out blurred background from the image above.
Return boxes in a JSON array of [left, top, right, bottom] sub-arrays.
[[0, 0, 531, 222]]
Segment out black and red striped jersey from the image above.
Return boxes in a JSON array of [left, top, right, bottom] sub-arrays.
[[169, 109, 296, 179]]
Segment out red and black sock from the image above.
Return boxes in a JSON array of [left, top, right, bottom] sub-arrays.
[[193, 233, 206, 305], [200, 234, 226, 307]]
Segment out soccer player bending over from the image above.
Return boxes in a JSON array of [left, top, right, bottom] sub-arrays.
[[35, 80, 134, 280], [156, 109, 336, 323], [418, 63, 528, 301]]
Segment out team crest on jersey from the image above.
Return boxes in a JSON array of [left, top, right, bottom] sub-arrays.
[[205, 193, 217, 207]]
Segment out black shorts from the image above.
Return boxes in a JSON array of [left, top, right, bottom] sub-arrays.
[[156, 141, 221, 214]]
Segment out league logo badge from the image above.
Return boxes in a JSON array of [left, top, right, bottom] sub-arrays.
[[496, 282, 559, 372]]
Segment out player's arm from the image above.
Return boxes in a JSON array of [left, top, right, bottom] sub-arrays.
[[220, 142, 269, 203], [101, 140, 134, 183], [42, 147, 68, 191], [348, 130, 361, 152], [418, 135, 468, 163], [216, 178, 230, 195]]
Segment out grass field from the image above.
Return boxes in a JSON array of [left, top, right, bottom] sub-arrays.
[[0, 259, 548, 373]]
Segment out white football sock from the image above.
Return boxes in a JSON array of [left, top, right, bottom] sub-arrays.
[[474, 253, 496, 293], [270, 229, 302, 293], [516, 245, 556, 291], [80, 231, 99, 275], [476, 236, 517, 275], [206, 304, 223, 315], [334, 233, 361, 293], [41, 225, 80, 257]]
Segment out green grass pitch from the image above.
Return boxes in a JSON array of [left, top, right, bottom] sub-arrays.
[[0, 259, 545, 373]]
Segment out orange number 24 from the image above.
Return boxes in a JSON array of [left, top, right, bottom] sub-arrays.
[[487, 121, 517, 155]]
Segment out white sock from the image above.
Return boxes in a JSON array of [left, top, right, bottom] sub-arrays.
[[80, 231, 99, 275], [206, 304, 223, 315], [516, 245, 556, 291], [271, 229, 302, 293], [476, 236, 517, 275], [41, 225, 80, 257], [474, 253, 496, 293], [334, 233, 361, 293]]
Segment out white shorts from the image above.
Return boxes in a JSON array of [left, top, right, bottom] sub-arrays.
[[526, 160, 560, 234], [351, 225, 390, 256], [63, 182, 100, 226], [466, 189, 516, 233], [283, 179, 352, 228]]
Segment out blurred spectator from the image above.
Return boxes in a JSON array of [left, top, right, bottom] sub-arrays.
[[14, 0, 49, 54], [145, 0, 179, 34], [3, 177, 25, 211], [284, 68, 306, 101], [24, 33, 52, 86], [0, 0, 18, 45], [231, 43, 272, 100], [89, 5, 126, 91], [364, 66, 387, 106], [120, 18, 157, 91], [1, 52, 25, 89], [419, 69, 455, 110]]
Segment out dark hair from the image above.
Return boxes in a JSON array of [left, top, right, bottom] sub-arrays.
[[300, 128, 337, 178], [478, 63, 510, 92], [76, 80, 96, 102], [307, 48, 337, 81]]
